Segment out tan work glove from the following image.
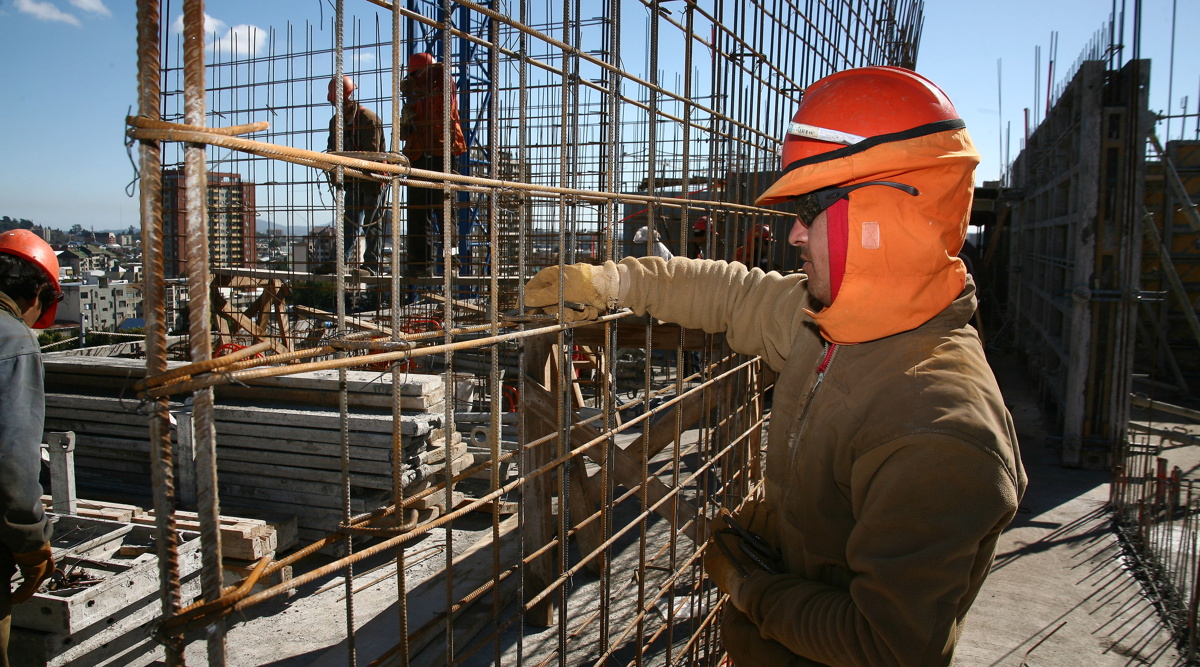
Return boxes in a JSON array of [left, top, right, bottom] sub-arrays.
[[703, 498, 779, 612], [523, 261, 621, 322], [11, 543, 55, 603]]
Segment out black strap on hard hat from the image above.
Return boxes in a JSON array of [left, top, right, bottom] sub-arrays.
[[795, 180, 920, 226]]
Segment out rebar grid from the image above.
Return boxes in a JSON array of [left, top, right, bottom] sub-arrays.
[[134, 1, 924, 664], [1110, 436, 1200, 662]]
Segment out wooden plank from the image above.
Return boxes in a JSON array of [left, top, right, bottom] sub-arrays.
[[215, 439, 463, 481], [213, 444, 467, 492], [212, 288, 291, 356], [521, 334, 557, 627], [571, 321, 712, 351], [629, 376, 725, 461], [218, 508, 299, 552], [523, 381, 701, 545], [311, 515, 520, 667], [132, 512, 276, 561], [292, 304, 395, 336], [41, 496, 143, 523], [216, 385, 444, 411], [214, 403, 440, 435], [42, 357, 445, 403], [216, 434, 395, 462]]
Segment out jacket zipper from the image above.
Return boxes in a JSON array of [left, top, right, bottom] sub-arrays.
[[788, 342, 839, 468]]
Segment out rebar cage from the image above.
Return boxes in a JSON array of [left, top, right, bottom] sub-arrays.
[[127, 0, 925, 664]]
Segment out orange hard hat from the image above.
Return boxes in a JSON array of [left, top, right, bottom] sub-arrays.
[[327, 75, 356, 103], [409, 52, 436, 72], [780, 66, 959, 176], [0, 229, 60, 328]]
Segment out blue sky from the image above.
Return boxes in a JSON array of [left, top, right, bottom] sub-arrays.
[[1, 0, 1196, 231]]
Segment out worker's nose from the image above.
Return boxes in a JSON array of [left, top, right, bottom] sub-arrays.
[[788, 217, 808, 247]]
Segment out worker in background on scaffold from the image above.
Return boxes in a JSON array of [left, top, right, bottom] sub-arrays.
[[522, 66, 1027, 666], [689, 215, 717, 259], [733, 222, 775, 272], [0, 230, 60, 666], [323, 74, 388, 277], [398, 52, 467, 279]]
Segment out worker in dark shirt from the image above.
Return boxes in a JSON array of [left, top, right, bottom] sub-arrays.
[[325, 75, 388, 276], [0, 230, 59, 666]]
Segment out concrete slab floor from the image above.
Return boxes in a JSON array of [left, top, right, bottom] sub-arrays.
[[957, 356, 1186, 666]]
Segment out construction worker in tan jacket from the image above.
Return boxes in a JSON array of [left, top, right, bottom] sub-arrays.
[[524, 67, 1027, 665]]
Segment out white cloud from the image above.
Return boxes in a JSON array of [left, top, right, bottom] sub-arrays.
[[67, 0, 110, 16], [170, 13, 265, 59], [213, 24, 265, 58], [170, 12, 225, 36], [15, 0, 81, 26]]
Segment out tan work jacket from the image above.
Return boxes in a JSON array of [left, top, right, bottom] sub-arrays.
[[617, 257, 1026, 665]]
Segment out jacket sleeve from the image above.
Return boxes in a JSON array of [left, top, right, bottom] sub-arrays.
[[0, 345, 50, 554], [615, 256, 814, 372], [738, 436, 1019, 666]]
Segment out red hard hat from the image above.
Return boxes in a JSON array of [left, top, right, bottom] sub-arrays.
[[409, 52, 436, 72], [692, 216, 709, 233], [780, 66, 959, 173], [0, 229, 60, 328], [327, 75, 356, 103], [748, 223, 772, 243]]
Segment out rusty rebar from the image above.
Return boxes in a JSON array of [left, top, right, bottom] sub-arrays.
[[135, 0, 184, 664]]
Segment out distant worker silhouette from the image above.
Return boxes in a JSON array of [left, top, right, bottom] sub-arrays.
[[399, 53, 467, 278], [324, 74, 387, 276]]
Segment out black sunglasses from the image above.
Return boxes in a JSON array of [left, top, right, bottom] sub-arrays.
[[793, 180, 920, 227]]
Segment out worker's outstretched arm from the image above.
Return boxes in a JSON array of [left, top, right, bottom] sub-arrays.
[[615, 256, 815, 371], [525, 257, 813, 370]]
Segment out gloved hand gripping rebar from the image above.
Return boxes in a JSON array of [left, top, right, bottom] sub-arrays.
[[715, 511, 782, 579]]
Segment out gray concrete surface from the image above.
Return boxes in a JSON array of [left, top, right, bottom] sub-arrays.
[[956, 356, 1186, 666]]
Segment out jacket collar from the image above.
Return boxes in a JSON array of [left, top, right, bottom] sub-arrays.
[[0, 290, 24, 322]]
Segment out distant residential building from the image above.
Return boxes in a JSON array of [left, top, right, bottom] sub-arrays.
[[57, 245, 119, 278], [36, 228, 70, 245], [163, 169, 257, 278], [57, 275, 141, 332], [164, 279, 189, 333], [292, 225, 337, 272]]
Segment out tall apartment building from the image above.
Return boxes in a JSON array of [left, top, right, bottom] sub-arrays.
[[162, 169, 257, 278]]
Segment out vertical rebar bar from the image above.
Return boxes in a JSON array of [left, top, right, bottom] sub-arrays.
[[182, 0, 228, 662], [136, 1, 185, 663]]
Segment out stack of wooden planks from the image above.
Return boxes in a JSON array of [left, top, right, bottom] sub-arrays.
[[39, 496, 296, 562], [42, 356, 472, 547]]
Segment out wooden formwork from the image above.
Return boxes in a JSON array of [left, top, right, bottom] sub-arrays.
[[1007, 59, 1149, 468], [1141, 139, 1200, 398]]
